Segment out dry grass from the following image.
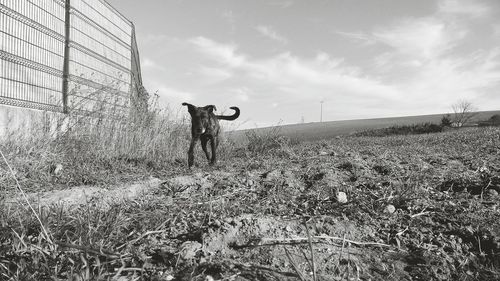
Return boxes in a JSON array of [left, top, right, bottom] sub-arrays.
[[0, 96, 194, 193]]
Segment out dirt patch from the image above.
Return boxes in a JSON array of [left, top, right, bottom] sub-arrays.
[[5, 171, 242, 210], [6, 178, 162, 208], [155, 214, 412, 280]]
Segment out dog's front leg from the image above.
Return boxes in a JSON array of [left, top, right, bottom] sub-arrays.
[[209, 137, 217, 165], [188, 136, 198, 168], [201, 137, 211, 161]]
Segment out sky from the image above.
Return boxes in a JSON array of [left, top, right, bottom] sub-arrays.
[[107, 0, 500, 129]]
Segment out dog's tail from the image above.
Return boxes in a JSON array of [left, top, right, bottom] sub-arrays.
[[216, 107, 240, 121]]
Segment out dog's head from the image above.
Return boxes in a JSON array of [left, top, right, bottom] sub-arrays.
[[182, 103, 217, 135]]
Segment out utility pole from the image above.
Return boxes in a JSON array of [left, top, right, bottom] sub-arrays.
[[320, 100, 324, 122]]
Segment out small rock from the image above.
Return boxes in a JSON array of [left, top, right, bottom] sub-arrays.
[[212, 219, 221, 227], [179, 241, 202, 260], [241, 217, 250, 225], [54, 164, 63, 175], [165, 275, 175, 281], [384, 204, 396, 214], [337, 192, 348, 204], [264, 169, 281, 180], [487, 189, 498, 197], [319, 151, 329, 156], [205, 276, 214, 281], [479, 166, 490, 173]]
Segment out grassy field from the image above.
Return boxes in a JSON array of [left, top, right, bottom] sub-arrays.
[[1, 107, 500, 280], [228, 110, 500, 142]]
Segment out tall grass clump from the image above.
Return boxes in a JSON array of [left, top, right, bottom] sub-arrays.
[[0, 87, 191, 192], [242, 125, 298, 159]]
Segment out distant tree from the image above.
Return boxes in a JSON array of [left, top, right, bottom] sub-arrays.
[[451, 100, 478, 127], [441, 114, 452, 127]]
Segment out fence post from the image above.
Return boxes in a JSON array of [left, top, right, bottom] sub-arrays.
[[62, 0, 71, 114]]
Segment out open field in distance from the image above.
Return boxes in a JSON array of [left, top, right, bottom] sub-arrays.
[[228, 110, 500, 142]]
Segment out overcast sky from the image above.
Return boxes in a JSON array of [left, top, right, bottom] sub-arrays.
[[107, 0, 500, 128]]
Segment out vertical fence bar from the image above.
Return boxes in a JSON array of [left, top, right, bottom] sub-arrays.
[[62, 0, 71, 113]]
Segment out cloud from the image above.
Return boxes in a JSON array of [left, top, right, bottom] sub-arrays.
[[268, 0, 294, 9], [494, 24, 500, 36], [220, 9, 237, 33], [145, 81, 196, 107], [188, 37, 400, 104], [188, 37, 246, 67], [255, 25, 288, 44], [157, 86, 195, 102], [335, 31, 377, 45], [140, 34, 170, 45], [198, 66, 233, 84], [438, 0, 490, 18], [142, 57, 167, 72], [229, 88, 251, 102], [373, 17, 466, 60], [221, 9, 236, 23], [363, 1, 499, 108]]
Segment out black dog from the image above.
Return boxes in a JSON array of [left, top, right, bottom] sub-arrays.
[[182, 103, 240, 167]]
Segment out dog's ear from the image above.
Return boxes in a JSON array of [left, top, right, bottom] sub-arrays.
[[182, 102, 195, 113], [203, 105, 217, 113]]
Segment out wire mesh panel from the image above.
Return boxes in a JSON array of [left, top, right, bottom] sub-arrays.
[[68, 0, 132, 116], [0, 0, 143, 116], [0, 0, 65, 112]]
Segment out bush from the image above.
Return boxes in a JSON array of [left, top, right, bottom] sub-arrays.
[[244, 126, 284, 153], [354, 123, 443, 137], [478, 114, 500, 127], [441, 114, 452, 127], [488, 114, 500, 126]]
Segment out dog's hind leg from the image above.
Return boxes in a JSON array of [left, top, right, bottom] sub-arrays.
[[201, 137, 211, 161], [188, 137, 198, 168]]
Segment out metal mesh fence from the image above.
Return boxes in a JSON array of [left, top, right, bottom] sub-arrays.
[[0, 0, 143, 115]]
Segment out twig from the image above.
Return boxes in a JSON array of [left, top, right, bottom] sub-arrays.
[[337, 233, 346, 275], [1, 150, 53, 244], [114, 268, 144, 272], [410, 211, 432, 218], [228, 260, 299, 278], [259, 235, 391, 248], [116, 230, 164, 250], [480, 179, 492, 201], [396, 226, 409, 236], [112, 259, 127, 279], [284, 246, 306, 281], [10, 228, 27, 248], [303, 220, 317, 281], [208, 193, 213, 224], [55, 241, 122, 259]]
